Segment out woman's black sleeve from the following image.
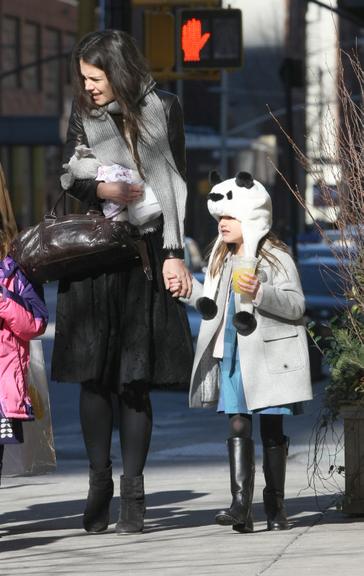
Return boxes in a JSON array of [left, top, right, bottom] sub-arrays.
[[161, 95, 187, 259], [61, 102, 100, 206]]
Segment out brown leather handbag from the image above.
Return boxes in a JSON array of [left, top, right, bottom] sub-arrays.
[[10, 192, 152, 284]]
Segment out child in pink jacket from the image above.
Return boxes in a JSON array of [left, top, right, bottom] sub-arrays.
[[0, 228, 48, 482]]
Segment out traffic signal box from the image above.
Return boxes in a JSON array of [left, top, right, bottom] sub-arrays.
[[177, 9, 242, 69], [144, 7, 243, 81]]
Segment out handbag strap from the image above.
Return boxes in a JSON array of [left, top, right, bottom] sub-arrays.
[[48, 189, 68, 218], [136, 239, 153, 281], [47, 190, 103, 219]]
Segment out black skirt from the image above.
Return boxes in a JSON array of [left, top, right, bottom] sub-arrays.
[[52, 226, 194, 392]]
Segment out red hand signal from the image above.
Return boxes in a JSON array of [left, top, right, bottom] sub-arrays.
[[181, 18, 211, 62]]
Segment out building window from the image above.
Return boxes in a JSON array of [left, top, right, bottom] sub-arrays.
[[44, 27, 62, 114], [63, 32, 76, 86], [23, 22, 42, 91], [2, 16, 21, 89]]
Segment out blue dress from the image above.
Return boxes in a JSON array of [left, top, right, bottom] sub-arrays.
[[217, 292, 302, 415]]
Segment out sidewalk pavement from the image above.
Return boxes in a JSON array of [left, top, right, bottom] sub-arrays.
[[1, 283, 363, 575], [1, 383, 363, 576]]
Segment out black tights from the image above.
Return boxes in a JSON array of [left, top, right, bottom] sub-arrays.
[[80, 382, 153, 477], [228, 413, 285, 447]]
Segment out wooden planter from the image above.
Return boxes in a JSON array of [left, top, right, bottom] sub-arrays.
[[341, 405, 364, 515]]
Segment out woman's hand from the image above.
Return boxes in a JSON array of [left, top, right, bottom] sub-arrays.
[[237, 273, 260, 299], [162, 259, 192, 298], [97, 181, 144, 204]]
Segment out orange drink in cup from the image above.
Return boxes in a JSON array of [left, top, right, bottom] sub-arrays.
[[231, 256, 258, 299]]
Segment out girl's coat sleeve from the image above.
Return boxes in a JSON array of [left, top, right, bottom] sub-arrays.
[[0, 274, 48, 340], [257, 251, 305, 321]]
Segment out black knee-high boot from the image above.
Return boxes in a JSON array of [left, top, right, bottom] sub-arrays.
[[83, 463, 114, 533], [263, 439, 289, 531], [215, 437, 255, 533], [115, 475, 145, 534]]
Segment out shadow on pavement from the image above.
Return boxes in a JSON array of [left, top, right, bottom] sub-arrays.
[[1, 490, 209, 536], [0, 536, 62, 554], [1, 498, 84, 533], [2, 490, 358, 541]]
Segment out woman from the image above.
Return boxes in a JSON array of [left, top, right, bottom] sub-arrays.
[[51, 30, 194, 534], [174, 171, 312, 533]]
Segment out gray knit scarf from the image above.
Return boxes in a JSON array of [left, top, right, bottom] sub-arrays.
[[82, 91, 187, 249]]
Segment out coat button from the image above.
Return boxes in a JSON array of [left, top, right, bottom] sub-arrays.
[[284, 364, 288, 368]]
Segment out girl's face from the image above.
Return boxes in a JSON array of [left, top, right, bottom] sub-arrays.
[[218, 216, 243, 247], [80, 59, 115, 106]]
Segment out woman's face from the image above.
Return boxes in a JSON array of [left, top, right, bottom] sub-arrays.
[[79, 59, 114, 106], [218, 216, 243, 247]]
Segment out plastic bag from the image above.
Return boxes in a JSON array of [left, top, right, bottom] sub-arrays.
[[2, 340, 56, 475]]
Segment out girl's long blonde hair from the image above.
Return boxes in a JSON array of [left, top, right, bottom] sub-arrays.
[[208, 231, 289, 278]]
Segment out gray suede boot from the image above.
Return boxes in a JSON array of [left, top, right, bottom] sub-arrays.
[[115, 475, 145, 534], [83, 464, 114, 533]]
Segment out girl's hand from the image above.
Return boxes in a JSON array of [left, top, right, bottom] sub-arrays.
[[237, 273, 260, 298], [97, 181, 144, 204], [166, 273, 183, 298], [162, 259, 192, 298]]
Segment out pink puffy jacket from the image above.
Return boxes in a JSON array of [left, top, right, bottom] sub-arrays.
[[0, 256, 48, 420]]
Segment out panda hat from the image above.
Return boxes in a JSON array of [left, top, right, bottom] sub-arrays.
[[207, 171, 272, 258], [197, 171, 272, 336]]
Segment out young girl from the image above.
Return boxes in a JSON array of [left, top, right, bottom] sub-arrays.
[[0, 227, 48, 482], [173, 171, 313, 534]]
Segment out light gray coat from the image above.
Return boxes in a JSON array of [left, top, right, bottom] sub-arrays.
[[186, 245, 313, 411]]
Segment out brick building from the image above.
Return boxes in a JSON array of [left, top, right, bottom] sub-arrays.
[[0, 0, 78, 227]]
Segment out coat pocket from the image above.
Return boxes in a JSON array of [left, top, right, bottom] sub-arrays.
[[263, 325, 304, 374]]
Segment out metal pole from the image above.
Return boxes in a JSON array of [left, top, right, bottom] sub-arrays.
[[78, 0, 97, 38], [99, 0, 106, 30], [105, 0, 132, 32], [282, 0, 307, 258], [285, 77, 298, 259], [220, 69, 228, 177]]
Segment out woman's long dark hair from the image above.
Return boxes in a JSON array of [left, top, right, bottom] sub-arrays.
[[71, 30, 154, 177]]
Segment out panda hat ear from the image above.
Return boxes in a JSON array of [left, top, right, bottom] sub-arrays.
[[235, 172, 254, 189], [209, 170, 223, 186]]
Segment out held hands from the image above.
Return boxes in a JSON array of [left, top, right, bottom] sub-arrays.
[[236, 273, 260, 299], [162, 259, 192, 299], [97, 181, 144, 204]]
